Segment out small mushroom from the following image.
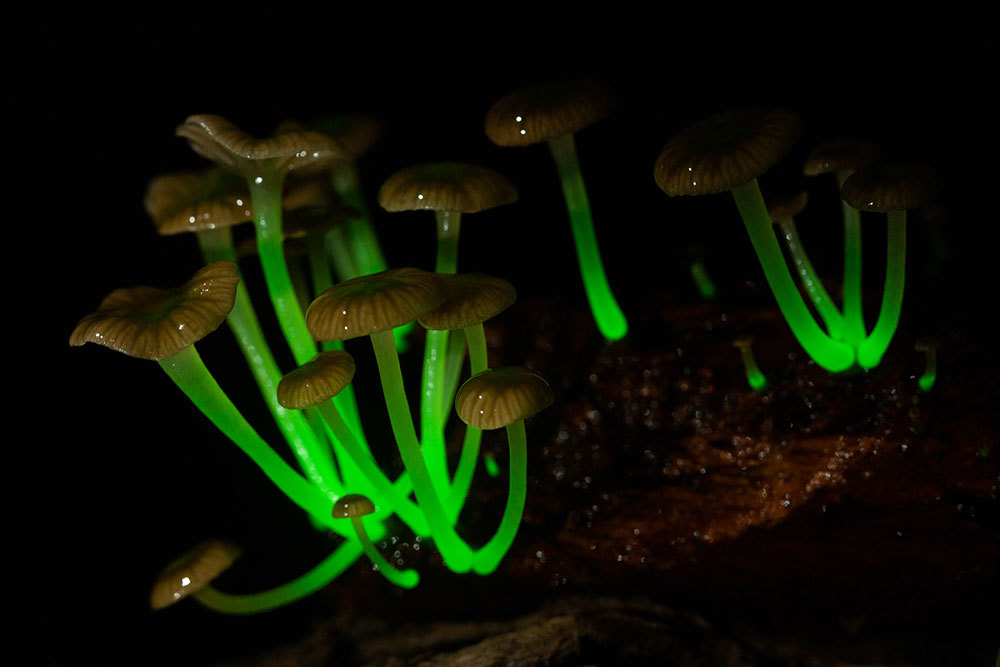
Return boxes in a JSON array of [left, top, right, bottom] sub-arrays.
[[732, 336, 769, 391], [485, 80, 628, 340], [842, 162, 942, 368], [914, 336, 941, 392], [332, 494, 419, 588], [150, 540, 242, 610]]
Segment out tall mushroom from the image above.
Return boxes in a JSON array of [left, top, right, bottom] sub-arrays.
[[485, 80, 628, 341], [654, 108, 855, 372]]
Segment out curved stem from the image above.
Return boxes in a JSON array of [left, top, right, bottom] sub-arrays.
[[196, 229, 342, 498], [440, 330, 468, 428], [730, 179, 855, 372], [192, 540, 362, 614], [918, 348, 937, 392], [325, 225, 359, 283], [839, 170, 867, 346], [471, 419, 527, 575], [445, 324, 489, 520], [737, 345, 769, 391], [369, 329, 474, 572], [689, 260, 717, 299], [548, 133, 628, 341], [857, 211, 907, 369], [157, 345, 348, 536], [317, 401, 428, 535], [778, 219, 845, 339], [351, 516, 419, 588]]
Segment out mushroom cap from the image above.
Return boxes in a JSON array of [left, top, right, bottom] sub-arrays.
[[418, 273, 516, 331], [767, 191, 809, 224], [840, 162, 942, 212], [150, 540, 242, 610], [803, 138, 881, 176], [277, 350, 357, 410], [69, 262, 239, 360], [914, 336, 942, 352], [455, 367, 554, 430], [654, 108, 802, 196], [484, 80, 615, 147], [144, 169, 253, 236], [176, 114, 347, 175], [377, 162, 518, 214], [312, 114, 381, 159], [306, 268, 444, 342], [332, 493, 376, 519], [732, 335, 755, 349]]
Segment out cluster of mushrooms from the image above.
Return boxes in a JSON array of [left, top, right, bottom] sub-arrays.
[[72, 81, 941, 614]]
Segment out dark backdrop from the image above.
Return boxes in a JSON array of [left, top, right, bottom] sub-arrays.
[[15, 5, 994, 665]]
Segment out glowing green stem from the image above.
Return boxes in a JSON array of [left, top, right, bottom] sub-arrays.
[[325, 224, 359, 283], [690, 260, 717, 299], [471, 420, 527, 575], [445, 324, 489, 522], [351, 516, 419, 588], [157, 345, 348, 536], [369, 329, 474, 572], [483, 452, 500, 478], [731, 179, 854, 372], [918, 347, 937, 392], [778, 219, 845, 339], [196, 228, 341, 497], [317, 401, 427, 536], [248, 174, 366, 443], [737, 345, 769, 391], [839, 170, 866, 346], [192, 541, 362, 614], [286, 252, 312, 314], [306, 233, 334, 297], [548, 133, 628, 341], [440, 330, 468, 428], [858, 211, 907, 369]]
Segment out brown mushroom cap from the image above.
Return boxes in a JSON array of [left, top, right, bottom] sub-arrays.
[[803, 138, 881, 176], [767, 191, 809, 225], [455, 367, 554, 430], [840, 162, 942, 212], [176, 114, 347, 176], [306, 268, 444, 342], [654, 108, 802, 196], [418, 273, 516, 331], [277, 350, 357, 410], [70, 262, 239, 360], [145, 169, 253, 236], [312, 114, 381, 159], [484, 80, 615, 147], [332, 493, 376, 519], [150, 540, 242, 610], [377, 162, 518, 214]]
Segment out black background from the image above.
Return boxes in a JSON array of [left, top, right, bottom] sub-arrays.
[[16, 5, 996, 665]]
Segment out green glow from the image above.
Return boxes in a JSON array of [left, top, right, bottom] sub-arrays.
[[193, 540, 362, 614], [440, 331, 468, 428], [839, 171, 867, 347], [157, 345, 349, 536], [548, 133, 628, 341], [689, 260, 717, 299], [286, 252, 312, 314], [325, 225, 359, 283], [737, 344, 769, 391], [444, 324, 489, 522], [369, 329, 474, 572], [857, 211, 907, 369], [351, 515, 419, 588], [196, 228, 342, 499], [731, 180, 855, 372], [471, 420, 527, 575], [918, 347, 937, 392], [778, 219, 845, 340], [483, 452, 500, 478]]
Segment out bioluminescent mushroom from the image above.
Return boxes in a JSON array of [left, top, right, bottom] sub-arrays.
[[804, 138, 882, 346], [332, 494, 419, 588], [733, 336, 769, 391], [277, 350, 426, 536], [145, 169, 342, 502], [378, 162, 517, 496], [914, 336, 941, 392], [654, 108, 854, 372], [454, 367, 553, 575], [306, 268, 479, 572], [767, 190, 845, 339], [485, 80, 628, 341], [70, 262, 351, 534], [841, 162, 942, 369], [418, 273, 516, 518], [150, 540, 242, 610]]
